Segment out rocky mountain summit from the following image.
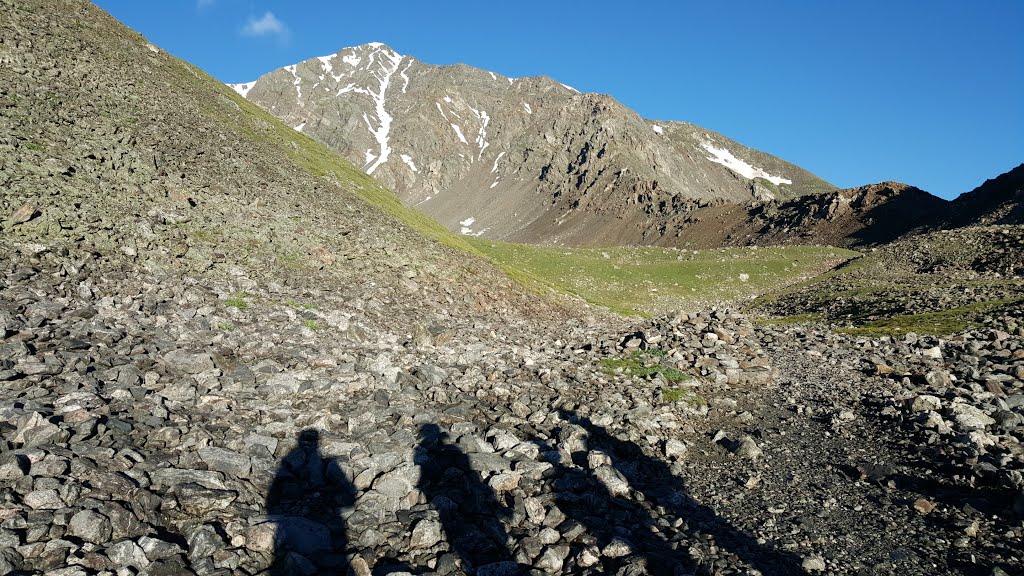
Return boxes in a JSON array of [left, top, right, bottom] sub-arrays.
[[0, 1, 1021, 576], [229, 43, 835, 245]]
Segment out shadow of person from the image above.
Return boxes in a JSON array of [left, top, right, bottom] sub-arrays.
[[415, 423, 521, 575], [548, 409, 806, 576], [265, 428, 355, 575]]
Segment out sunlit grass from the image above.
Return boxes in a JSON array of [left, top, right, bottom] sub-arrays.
[[470, 239, 858, 314]]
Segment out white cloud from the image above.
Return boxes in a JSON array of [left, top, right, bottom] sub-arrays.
[[242, 11, 287, 38], [196, 0, 214, 8]]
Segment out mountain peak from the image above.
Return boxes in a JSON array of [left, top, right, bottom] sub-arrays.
[[347, 41, 401, 56], [231, 45, 836, 245]]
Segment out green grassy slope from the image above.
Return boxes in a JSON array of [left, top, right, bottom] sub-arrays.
[[470, 240, 858, 315]]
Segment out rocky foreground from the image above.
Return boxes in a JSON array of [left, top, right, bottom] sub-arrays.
[[1, 244, 1021, 576]]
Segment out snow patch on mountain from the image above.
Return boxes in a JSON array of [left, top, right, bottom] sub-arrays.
[[316, 54, 335, 75], [360, 46, 405, 174], [284, 64, 302, 100], [451, 124, 468, 145], [294, 122, 306, 132], [491, 151, 506, 174], [652, 125, 664, 135], [702, 142, 792, 186], [458, 217, 488, 236], [561, 83, 579, 93], [229, 82, 255, 98], [469, 107, 490, 158], [400, 153, 418, 173], [399, 61, 413, 93], [523, 102, 532, 115]]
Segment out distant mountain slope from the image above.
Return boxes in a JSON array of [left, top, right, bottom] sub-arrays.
[[229, 43, 834, 245], [656, 164, 1024, 249], [658, 182, 949, 249]]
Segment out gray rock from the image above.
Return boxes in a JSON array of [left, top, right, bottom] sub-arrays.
[[150, 468, 227, 490], [409, 519, 442, 549], [14, 413, 67, 447], [186, 524, 225, 564], [106, 539, 150, 570], [138, 535, 185, 561], [733, 436, 763, 460], [263, 371, 306, 395], [163, 349, 215, 374], [950, 403, 995, 431], [535, 545, 569, 573], [23, 489, 63, 510], [0, 453, 28, 480], [277, 552, 317, 575], [414, 364, 448, 386], [174, 483, 238, 514], [559, 424, 589, 454], [198, 446, 251, 477], [910, 394, 942, 412], [664, 438, 688, 460], [488, 472, 521, 492], [593, 465, 630, 497], [802, 555, 827, 572], [67, 510, 112, 544], [601, 537, 634, 558], [371, 465, 419, 501]]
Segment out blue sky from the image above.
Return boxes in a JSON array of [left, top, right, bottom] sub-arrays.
[[94, 1, 1022, 199]]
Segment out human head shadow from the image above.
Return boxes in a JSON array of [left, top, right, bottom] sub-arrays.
[[414, 423, 521, 574], [546, 409, 806, 576], [265, 428, 355, 575]]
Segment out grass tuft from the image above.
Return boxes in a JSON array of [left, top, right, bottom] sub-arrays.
[[224, 292, 248, 310], [662, 386, 707, 405], [836, 299, 1020, 337], [600, 351, 692, 384]]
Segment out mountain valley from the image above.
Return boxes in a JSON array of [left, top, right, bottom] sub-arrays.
[[0, 2, 1022, 576]]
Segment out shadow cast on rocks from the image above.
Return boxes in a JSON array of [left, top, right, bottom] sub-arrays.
[[543, 409, 806, 576], [414, 423, 521, 575], [265, 428, 356, 575]]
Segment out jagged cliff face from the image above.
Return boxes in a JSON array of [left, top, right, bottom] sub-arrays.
[[230, 43, 835, 245]]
